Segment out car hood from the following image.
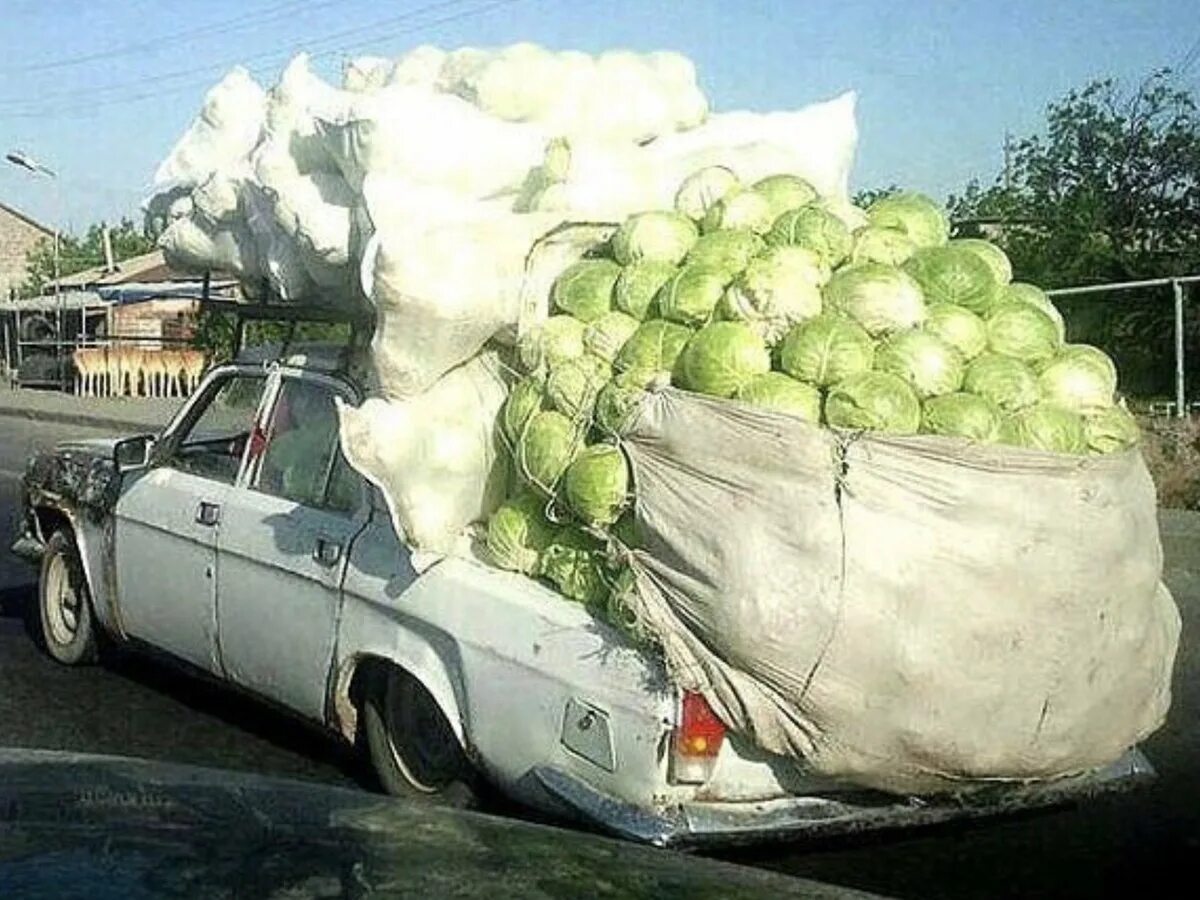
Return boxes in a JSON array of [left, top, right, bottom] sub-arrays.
[[24, 439, 123, 521], [0, 749, 885, 900]]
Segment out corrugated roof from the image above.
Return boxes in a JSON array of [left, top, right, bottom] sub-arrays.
[[53, 249, 175, 288]]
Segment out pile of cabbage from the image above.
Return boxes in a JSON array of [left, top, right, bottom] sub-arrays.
[[484, 170, 1140, 613]]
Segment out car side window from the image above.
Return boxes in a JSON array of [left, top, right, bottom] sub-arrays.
[[172, 373, 267, 484], [252, 379, 362, 514]]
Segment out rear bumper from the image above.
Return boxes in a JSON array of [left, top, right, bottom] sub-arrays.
[[533, 748, 1154, 848]]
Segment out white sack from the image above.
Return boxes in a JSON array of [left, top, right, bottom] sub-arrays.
[[343, 56, 394, 93], [266, 54, 354, 175], [158, 214, 260, 280], [388, 44, 447, 88], [338, 353, 509, 552], [154, 68, 265, 191], [622, 389, 1181, 794]]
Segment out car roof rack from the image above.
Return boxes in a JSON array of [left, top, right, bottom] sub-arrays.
[[198, 273, 374, 371]]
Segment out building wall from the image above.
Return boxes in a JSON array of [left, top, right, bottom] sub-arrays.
[[0, 205, 52, 301]]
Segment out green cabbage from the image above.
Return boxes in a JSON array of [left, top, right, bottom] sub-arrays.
[[485, 491, 558, 574], [903, 245, 999, 314], [874, 330, 965, 398], [614, 259, 676, 320], [962, 353, 1041, 411], [673, 322, 771, 398], [951, 238, 1012, 285], [611, 211, 698, 266], [594, 370, 652, 436], [702, 188, 775, 234], [735, 372, 821, 421], [778, 314, 875, 387], [824, 371, 922, 434], [751, 174, 818, 221], [1036, 346, 1117, 413], [656, 264, 728, 326], [517, 315, 585, 373], [537, 527, 610, 604], [551, 259, 620, 322], [611, 511, 642, 549], [997, 403, 1087, 454], [686, 229, 766, 280], [563, 443, 630, 526], [865, 192, 949, 248], [850, 225, 918, 266], [501, 377, 545, 445], [819, 198, 870, 232], [583, 311, 640, 364], [986, 303, 1062, 363], [920, 392, 1001, 441], [766, 205, 852, 267], [674, 165, 741, 222], [1083, 406, 1140, 454], [546, 355, 609, 420], [614, 319, 693, 376], [997, 282, 1067, 343], [518, 410, 582, 494], [823, 262, 927, 336], [718, 246, 825, 344], [923, 303, 987, 360]]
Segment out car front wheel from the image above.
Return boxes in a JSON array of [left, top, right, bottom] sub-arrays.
[[362, 665, 477, 806], [38, 529, 99, 666]]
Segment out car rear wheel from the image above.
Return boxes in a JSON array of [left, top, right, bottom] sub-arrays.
[[362, 666, 477, 806], [38, 529, 99, 666]]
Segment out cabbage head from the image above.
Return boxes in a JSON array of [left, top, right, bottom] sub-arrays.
[[823, 262, 927, 336], [563, 443, 630, 526], [675, 166, 741, 221], [986, 303, 1061, 363], [778, 314, 875, 386], [517, 314, 585, 373], [614, 259, 676, 320], [686, 229, 765, 280], [1048, 343, 1118, 383], [997, 282, 1067, 342], [923, 303, 987, 360], [583, 311, 640, 363], [766, 205, 852, 267], [611, 210, 698, 266], [997, 403, 1087, 454], [718, 246, 825, 344], [920, 392, 1001, 441], [962, 353, 1040, 411], [673, 322, 771, 398], [537, 527, 610, 605], [501, 377, 545, 445], [735, 372, 821, 422], [819, 197, 870, 231], [546, 355, 609, 421], [874, 330, 965, 398], [551, 259, 620, 322], [1036, 346, 1117, 413], [615, 319, 693, 376], [702, 188, 775, 234], [656, 264, 728, 326], [751, 173, 818, 220], [951, 238, 1012, 284], [865, 192, 949, 248], [594, 370, 652, 436], [485, 491, 558, 574], [903, 245, 999, 314], [825, 371, 922, 434], [518, 410, 581, 494], [850, 225, 917, 266], [1083, 406, 1140, 454]]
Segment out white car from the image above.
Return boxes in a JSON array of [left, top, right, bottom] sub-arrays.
[[15, 346, 1151, 847]]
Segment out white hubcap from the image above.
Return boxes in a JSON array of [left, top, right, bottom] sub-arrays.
[[44, 552, 81, 646]]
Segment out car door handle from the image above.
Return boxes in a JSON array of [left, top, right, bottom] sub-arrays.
[[195, 501, 221, 527], [313, 536, 342, 568]]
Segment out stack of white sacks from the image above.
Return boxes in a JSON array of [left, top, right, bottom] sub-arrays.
[[148, 43, 859, 552]]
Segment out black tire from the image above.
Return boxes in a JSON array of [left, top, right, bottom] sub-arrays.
[[362, 666, 477, 806], [38, 529, 99, 666]]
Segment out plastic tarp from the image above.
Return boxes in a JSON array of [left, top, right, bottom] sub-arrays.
[[621, 388, 1180, 793]]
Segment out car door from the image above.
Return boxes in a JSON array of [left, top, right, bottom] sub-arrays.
[[214, 371, 368, 721], [113, 367, 268, 673]]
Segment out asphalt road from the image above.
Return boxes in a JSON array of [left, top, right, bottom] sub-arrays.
[[0, 415, 1194, 899]]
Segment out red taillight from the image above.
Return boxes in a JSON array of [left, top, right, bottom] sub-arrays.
[[672, 691, 726, 784]]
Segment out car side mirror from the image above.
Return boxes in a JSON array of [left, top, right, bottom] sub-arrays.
[[114, 434, 156, 473]]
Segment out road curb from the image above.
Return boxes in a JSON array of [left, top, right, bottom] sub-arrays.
[[0, 404, 163, 434]]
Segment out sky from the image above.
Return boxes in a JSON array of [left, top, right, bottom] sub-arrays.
[[0, 0, 1196, 234]]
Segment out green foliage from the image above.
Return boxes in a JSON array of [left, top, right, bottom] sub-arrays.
[[20, 218, 155, 297]]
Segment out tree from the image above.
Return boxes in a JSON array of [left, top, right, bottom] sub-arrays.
[[948, 69, 1200, 288], [19, 218, 157, 297], [852, 184, 901, 209]]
